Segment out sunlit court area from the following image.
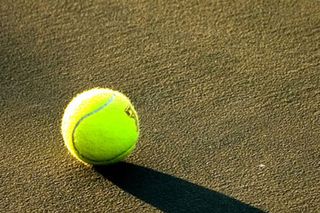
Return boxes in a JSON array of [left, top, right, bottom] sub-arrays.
[[1, 1, 319, 212]]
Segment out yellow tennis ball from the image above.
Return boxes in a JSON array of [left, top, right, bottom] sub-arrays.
[[61, 88, 139, 165]]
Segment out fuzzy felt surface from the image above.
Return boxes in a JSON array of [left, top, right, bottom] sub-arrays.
[[62, 88, 139, 165]]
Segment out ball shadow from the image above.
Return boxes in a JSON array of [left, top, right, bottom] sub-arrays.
[[94, 162, 265, 213]]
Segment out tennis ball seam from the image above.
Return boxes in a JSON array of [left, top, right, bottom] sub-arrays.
[[92, 143, 136, 165], [71, 93, 125, 164]]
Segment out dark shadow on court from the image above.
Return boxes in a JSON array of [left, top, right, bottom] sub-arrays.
[[94, 162, 265, 213]]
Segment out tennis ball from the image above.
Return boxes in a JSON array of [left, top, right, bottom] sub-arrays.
[[61, 88, 139, 165]]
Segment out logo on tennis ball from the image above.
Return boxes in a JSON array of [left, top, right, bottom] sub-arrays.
[[125, 106, 138, 131]]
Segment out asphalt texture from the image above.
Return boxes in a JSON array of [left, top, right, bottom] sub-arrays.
[[1, 1, 320, 212]]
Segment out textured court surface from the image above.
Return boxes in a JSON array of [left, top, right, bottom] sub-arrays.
[[1, 1, 319, 212]]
